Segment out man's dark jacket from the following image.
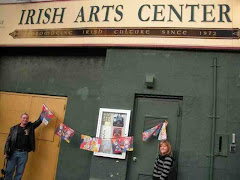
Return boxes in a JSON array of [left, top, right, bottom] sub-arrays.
[[4, 117, 42, 157]]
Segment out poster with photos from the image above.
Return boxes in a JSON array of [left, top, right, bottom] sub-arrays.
[[94, 108, 131, 159], [112, 127, 122, 138]]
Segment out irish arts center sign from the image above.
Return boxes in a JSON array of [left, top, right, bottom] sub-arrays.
[[0, 0, 239, 49]]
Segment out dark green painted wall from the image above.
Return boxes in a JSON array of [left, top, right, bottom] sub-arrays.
[[0, 47, 106, 180], [89, 49, 240, 180], [1, 47, 240, 180]]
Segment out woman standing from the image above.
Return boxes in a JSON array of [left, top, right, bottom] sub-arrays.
[[153, 140, 173, 180]]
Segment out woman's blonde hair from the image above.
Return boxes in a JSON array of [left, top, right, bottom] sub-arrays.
[[159, 140, 173, 156]]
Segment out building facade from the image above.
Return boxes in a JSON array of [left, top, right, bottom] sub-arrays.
[[0, 0, 240, 180]]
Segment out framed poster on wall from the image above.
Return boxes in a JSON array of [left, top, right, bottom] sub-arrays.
[[94, 108, 131, 159]]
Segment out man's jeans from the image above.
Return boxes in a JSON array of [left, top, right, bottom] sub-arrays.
[[5, 151, 28, 180]]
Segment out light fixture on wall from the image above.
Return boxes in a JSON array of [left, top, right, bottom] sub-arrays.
[[145, 74, 155, 89]]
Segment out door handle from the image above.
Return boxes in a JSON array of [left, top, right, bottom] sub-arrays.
[[133, 157, 137, 162]]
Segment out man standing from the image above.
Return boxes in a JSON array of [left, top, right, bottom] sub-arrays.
[[4, 113, 42, 180]]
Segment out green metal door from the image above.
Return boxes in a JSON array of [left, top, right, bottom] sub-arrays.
[[126, 96, 182, 180]]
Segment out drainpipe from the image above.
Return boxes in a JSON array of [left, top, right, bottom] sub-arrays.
[[209, 58, 218, 180]]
